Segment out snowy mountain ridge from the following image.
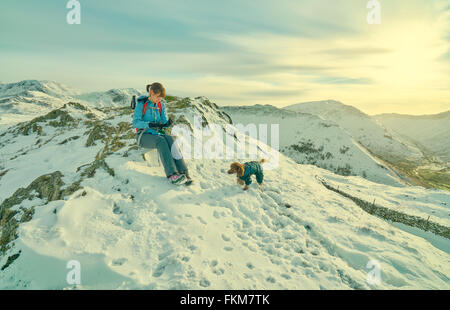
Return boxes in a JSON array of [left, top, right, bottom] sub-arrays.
[[284, 100, 449, 190], [73, 88, 142, 109], [0, 80, 81, 98], [0, 80, 140, 130], [374, 111, 450, 163], [284, 100, 424, 163]]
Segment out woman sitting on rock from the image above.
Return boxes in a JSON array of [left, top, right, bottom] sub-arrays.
[[133, 82, 192, 185]]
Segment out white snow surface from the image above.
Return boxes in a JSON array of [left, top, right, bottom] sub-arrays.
[[0, 95, 449, 290]]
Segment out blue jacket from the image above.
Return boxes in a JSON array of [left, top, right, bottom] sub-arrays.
[[239, 161, 264, 186], [133, 95, 168, 135]]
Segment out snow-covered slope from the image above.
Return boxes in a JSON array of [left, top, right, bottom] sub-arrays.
[[284, 100, 425, 165], [223, 104, 404, 186], [0, 97, 449, 289], [374, 111, 450, 163]]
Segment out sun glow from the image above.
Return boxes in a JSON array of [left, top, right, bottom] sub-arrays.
[[370, 21, 448, 87]]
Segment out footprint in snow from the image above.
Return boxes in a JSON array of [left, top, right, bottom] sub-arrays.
[[152, 263, 166, 278], [197, 216, 207, 225], [158, 250, 173, 261], [212, 268, 225, 275], [112, 203, 122, 214], [311, 249, 320, 256], [266, 276, 276, 283], [213, 211, 221, 219], [111, 258, 127, 266], [199, 278, 211, 287], [184, 266, 196, 279]]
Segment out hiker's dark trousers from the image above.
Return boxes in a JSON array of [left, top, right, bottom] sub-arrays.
[[137, 133, 187, 178]]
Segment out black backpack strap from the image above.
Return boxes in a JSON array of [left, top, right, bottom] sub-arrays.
[[131, 95, 136, 109]]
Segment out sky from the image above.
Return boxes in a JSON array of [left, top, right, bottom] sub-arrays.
[[0, 0, 449, 115]]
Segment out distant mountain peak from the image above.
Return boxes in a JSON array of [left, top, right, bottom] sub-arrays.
[[300, 99, 343, 105], [285, 99, 368, 118], [375, 110, 450, 120], [0, 79, 81, 97]]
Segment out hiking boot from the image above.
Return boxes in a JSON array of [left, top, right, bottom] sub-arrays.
[[169, 174, 186, 184], [180, 170, 192, 180]]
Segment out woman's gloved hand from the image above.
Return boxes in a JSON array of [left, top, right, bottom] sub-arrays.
[[148, 118, 172, 130]]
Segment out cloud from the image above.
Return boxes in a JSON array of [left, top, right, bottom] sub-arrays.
[[318, 47, 393, 58], [240, 89, 306, 98], [439, 50, 450, 61], [311, 76, 373, 85]]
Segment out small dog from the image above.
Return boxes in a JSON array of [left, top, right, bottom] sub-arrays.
[[227, 159, 266, 190]]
